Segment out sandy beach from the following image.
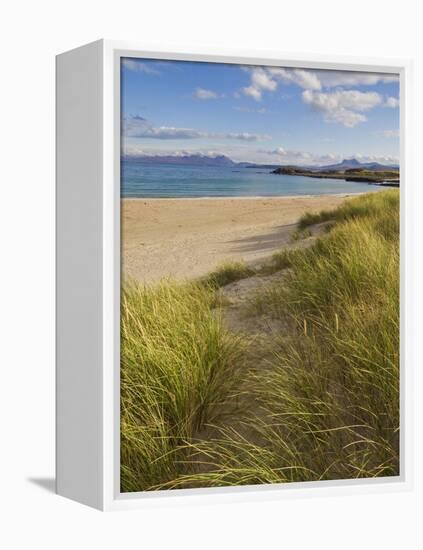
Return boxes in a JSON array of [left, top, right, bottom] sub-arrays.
[[121, 195, 350, 282]]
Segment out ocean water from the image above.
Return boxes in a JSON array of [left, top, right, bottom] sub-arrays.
[[121, 160, 383, 198]]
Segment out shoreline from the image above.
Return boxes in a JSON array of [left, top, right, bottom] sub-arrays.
[[121, 194, 350, 283], [121, 191, 372, 201]]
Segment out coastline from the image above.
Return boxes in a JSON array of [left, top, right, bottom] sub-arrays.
[[121, 194, 349, 283], [271, 166, 400, 185], [121, 192, 367, 200]]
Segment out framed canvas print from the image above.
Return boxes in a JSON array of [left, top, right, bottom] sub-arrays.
[[56, 40, 413, 510]]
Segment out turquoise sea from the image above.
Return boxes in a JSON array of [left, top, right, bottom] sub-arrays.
[[121, 160, 383, 198]]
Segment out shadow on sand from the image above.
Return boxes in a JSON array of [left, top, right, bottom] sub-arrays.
[[227, 223, 297, 254]]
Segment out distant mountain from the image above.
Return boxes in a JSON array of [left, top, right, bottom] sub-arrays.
[[125, 154, 236, 167], [315, 158, 399, 171], [124, 154, 399, 171], [239, 158, 399, 171]]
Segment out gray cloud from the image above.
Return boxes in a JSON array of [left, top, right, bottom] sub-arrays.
[[123, 116, 271, 141]]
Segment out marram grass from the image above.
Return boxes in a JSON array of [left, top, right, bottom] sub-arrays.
[[120, 281, 245, 491], [121, 190, 400, 491], [200, 261, 255, 288]]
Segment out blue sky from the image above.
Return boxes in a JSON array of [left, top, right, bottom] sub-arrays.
[[121, 57, 400, 166]]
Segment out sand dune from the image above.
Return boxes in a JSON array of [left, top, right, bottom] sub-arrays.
[[121, 195, 350, 283]]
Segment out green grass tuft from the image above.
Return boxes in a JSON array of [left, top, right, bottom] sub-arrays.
[[298, 190, 398, 230], [291, 227, 312, 241], [120, 280, 245, 492], [200, 261, 255, 288]]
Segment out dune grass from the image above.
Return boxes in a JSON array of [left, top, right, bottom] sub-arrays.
[[200, 261, 255, 288], [175, 190, 400, 486], [291, 227, 312, 241], [121, 190, 400, 491], [298, 189, 399, 230], [120, 281, 245, 492], [253, 214, 399, 480], [256, 249, 294, 276]]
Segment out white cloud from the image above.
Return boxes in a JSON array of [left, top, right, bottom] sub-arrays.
[[353, 153, 399, 164], [225, 132, 271, 141], [242, 85, 263, 101], [123, 116, 200, 139], [234, 106, 268, 114], [269, 67, 322, 90], [302, 89, 382, 112], [241, 67, 322, 101], [381, 129, 400, 138], [123, 116, 270, 141], [123, 147, 225, 158], [302, 89, 383, 127], [263, 147, 337, 164], [314, 70, 398, 88], [130, 126, 203, 140], [331, 111, 367, 127], [251, 68, 278, 91], [123, 143, 398, 166], [384, 96, 400, 108], [241, 68, 278, 100], [239, 66, 399, 107], [193, 87, 218, 99], [265, 147, 314, 162], [122, 58, 160, 75], [262, 147, 398, 166]]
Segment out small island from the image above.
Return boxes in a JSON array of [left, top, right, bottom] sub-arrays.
[[271, 159, 399, 186]]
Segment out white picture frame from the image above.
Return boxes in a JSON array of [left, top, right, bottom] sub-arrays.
[[56, 39, 413, 511]]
